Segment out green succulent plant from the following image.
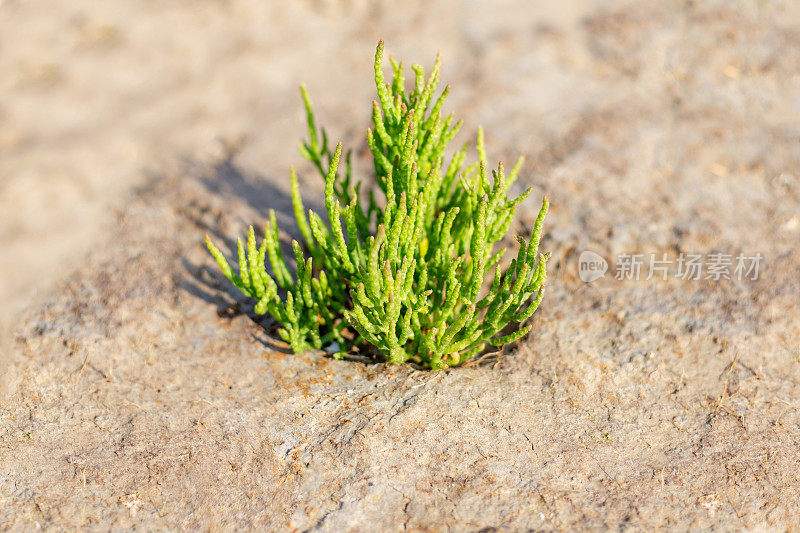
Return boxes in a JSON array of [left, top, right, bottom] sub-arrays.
[[205, 41, 549, 369]]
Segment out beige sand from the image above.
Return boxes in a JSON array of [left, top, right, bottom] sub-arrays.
[[1, 0, 799, 529]]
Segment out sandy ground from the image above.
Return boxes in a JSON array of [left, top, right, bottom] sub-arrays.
[[2, 0, 800, 529], [0, 0, 596, 336]]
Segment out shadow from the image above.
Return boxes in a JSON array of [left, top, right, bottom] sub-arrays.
[[183, 145, 324, 234], [177, 144, 338, 357], [179, 256, 297, 349], [177, 146, 294, 338]]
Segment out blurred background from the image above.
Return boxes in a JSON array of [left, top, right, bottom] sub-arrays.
[[1, 0, 799, 344]]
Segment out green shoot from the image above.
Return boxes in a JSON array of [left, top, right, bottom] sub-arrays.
[[206, 41, 549, 369]]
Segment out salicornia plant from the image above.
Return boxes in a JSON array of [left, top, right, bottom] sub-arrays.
[[205, 41, 549, 369]]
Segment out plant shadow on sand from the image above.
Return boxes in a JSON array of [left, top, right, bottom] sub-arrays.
[[177, 145, 379, 364], [178, 145, 302, 356]]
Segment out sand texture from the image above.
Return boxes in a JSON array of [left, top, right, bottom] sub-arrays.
[[1, 0, 799, 529]]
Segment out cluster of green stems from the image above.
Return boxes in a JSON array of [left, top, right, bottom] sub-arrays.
[[206, 41, 548, 369]]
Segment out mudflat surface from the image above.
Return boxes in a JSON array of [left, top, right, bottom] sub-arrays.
[[2, 0, 800, 530]]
